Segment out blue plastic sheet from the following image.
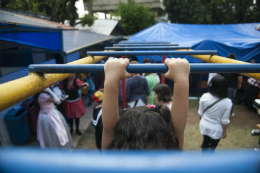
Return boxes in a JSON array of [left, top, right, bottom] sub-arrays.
[[129, 23, 260, 63]]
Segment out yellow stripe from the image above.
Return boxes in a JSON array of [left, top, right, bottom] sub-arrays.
[[0, 55, 106, 111]]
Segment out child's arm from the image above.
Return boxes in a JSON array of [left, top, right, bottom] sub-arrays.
[[102, 58, 132, 150], [163, 58, 190, 150]]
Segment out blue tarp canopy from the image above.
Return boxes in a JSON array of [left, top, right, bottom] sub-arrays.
[[129, 22, 260, 63]]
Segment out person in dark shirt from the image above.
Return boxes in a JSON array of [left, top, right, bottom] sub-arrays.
[[219, 54, 242, 117], [125, 61, 150, 105], [92, 90, 104, 151]]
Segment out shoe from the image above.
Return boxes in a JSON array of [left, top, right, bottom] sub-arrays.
[[76, 130, 82, 136], [230, 113, 235, 118], [253, 99, 260, 109], [70, 129, 74, 135], [251, 129, 260, 135], [252, 100, 260, 114]]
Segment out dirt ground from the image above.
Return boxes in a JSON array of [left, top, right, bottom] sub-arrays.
[[75, 99, 260, 151]]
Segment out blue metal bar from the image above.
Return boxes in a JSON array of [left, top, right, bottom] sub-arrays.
[[113, 44, 178, 46], [105, 46, 192, 50], [28, 64, 260, 74], [87, 50, 217, 56], [0, 149, 260, 173], [119, 41, 171, 44]]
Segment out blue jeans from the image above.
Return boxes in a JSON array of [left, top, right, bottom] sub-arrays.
[[88, 90, 95, 100], [228, 87, 237, 103], [228, 87, 237, 115]]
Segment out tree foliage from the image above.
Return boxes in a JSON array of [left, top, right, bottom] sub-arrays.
[[163, 0, 260, 24], [1, 0, 95, 27], [114, 0, 156, 35]]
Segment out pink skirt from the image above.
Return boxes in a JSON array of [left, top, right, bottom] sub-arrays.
[[63, 98, 86, 118]]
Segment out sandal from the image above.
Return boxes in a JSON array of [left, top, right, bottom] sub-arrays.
[[251, 129, 260, 135]]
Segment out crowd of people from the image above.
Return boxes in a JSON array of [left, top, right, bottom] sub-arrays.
[[33, 55, 260, 151]]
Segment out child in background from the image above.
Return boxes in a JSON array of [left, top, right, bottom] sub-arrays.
[[153, 84, 172, 110], [60, 75, 88, 136], [92, 90, 104, 151], [102, 58, 190, 150], [125, 61, 150, 105], [199, 76, 232, 153], [35, 88, 73, 149], [85, 73, 95, 106]]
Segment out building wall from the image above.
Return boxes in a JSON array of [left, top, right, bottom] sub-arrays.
[[0, 59, 56, 146], [84, 0, 164, 14], [63, 51, 80, 63], [0, 40, 47, 76]]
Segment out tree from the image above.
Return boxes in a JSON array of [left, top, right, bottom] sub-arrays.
[[114, 0, 156, 35], [83, 0, 93, 16], [1, 0, 95, 27], [163, 0, 260, 24]]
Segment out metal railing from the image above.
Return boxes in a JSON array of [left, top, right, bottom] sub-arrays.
[[0, 55, 107, 111]]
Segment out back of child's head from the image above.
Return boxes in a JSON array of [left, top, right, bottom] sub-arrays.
[[93, 90, 103, 104], [142, 58, 151, 63], [209, 76, 228, 99], [107, 106, 179, 150], [227, 53, 236, 60], [153, 84, 172, 103]]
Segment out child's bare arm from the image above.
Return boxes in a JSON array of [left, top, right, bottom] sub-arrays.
[[162, 58, 190, 149], [102, 58, 132, 150]]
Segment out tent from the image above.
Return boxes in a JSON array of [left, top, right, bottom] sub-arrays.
[[129, 22, 260, 63]]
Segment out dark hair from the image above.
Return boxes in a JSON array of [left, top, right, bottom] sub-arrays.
[[153, 84, 172, 103], [33, 91, 50, 109], [142, 58, 151, 63], [227, 53, 236, 60], [108, 106, 179, 150], [130, 60, 139, 64], [209, 76, 228, 99]]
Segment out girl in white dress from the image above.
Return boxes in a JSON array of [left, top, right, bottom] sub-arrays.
[[36, 88, 73, 149]]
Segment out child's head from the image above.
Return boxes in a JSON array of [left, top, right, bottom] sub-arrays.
[[142, 58, 151, 64], [153, 84, 172, 104], [108, 106, 179, 150], [93, 90, 103, 104], [227, 53, 236, 60], [209, 76, 228, 99]]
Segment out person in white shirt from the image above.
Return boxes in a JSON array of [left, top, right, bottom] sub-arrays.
[[198, 76, 232, 153], [153, 84, 172, 110]]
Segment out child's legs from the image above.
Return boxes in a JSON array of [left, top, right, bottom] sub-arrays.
[[201, 135, 210, 149], [75, 118, 80, 130], [228, 87, 237, 103], [69, 118, 74, 130], [88, 90, 95, 100], [209, 138, 220, 151]]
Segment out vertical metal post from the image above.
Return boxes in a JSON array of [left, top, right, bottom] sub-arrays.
[[122, 56, 126, 109], [59, 30, 64, 57], [161, 54, 166, 84]]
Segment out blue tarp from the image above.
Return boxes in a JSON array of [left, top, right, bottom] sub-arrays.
[[129, 22, 260, 63]]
